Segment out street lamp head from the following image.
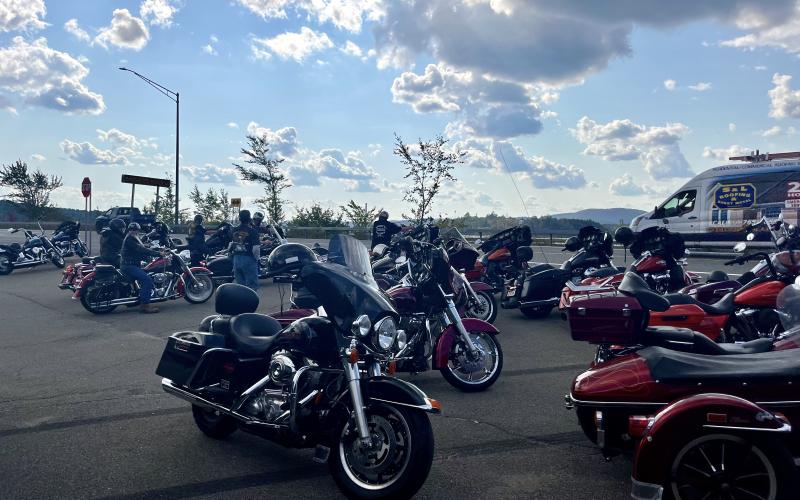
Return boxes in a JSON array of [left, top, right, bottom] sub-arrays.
[[118, 67, 129, 71]]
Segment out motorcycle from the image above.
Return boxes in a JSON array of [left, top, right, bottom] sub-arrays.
[[503, 226, 619, 319], [476, 225, 533, 289], [157, 235, 439, 499], [72, 249, 214, 314], [565, 277, 800, 500], [0, 225, 65, 275], [51, 221, 88, 258], [383, 237, 503, 391]]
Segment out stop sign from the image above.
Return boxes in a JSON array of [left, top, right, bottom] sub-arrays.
[[81, 177, 91, 198]]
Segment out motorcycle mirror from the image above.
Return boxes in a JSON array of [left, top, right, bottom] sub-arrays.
[[733, 242, 747, 253], [746, 232, 755, 241], [351, 314, 371, 338], [7, 228, 14, 233]]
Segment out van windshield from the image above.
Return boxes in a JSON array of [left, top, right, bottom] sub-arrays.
[[654, 189, 696, 218]]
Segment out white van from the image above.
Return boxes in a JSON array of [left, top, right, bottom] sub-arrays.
[[631, 154, 800, 247]]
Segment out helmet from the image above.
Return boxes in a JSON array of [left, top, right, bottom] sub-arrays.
[[614, 226, 634, 247], [239, 210, 251, 224], [128, 222, 141, 232], [194, 214, 203, 224], [253, 211, 265, 224], [95, 216, 109, 234], [379, 211, 389, 220], [109, 218, 126, 233], [267, 243, 318, 275]]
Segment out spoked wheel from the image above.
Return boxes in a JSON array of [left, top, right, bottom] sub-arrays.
[[50, 250, 65, 269], [465, 290, 498, 323], [330, 403, 433, 500], [183, 273, 214, 303], [0, 255, 12, 275], [191, 405, 238, 439], [80, 283, 119, 314], [669, 434, 793, 500], [440, 331, 503, 392]]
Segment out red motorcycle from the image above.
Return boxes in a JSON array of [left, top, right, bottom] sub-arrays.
[[59, 257, 96, 291], [476, 225, 533, 289], [564, 279, 800, 499], [73, 249, 214, 314]]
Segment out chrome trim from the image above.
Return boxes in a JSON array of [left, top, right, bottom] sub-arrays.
[[519, 297, 559, 308], [234, 373, 274, 411], [566, 281, 613, 292], [370, 397, 441, 414], [345, 357, 371, 443], [703, 422, 792, 433]]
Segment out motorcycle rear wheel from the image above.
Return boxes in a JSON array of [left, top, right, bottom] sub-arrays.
[[330, 402, 433, 500], [0, 255, 12, 275], [191, 405, 238, 439], [80, 283, 118, 314]]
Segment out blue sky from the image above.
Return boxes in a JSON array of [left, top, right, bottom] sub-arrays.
[[2, 0, 800, 219]]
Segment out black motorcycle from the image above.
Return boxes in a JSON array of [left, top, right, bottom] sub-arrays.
[[51, 221, 88, 258], [0, 225, 65, 275], [501, 226, 618, 318], [476, 225, 533, 289], [156, 235, 439, 499]]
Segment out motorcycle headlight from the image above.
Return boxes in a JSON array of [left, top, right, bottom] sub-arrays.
[[396, 330, 407, 351], [374, 316, 398, 351]]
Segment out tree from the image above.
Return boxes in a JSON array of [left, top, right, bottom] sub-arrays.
[[290, 203, 345, 227], [188, 185, 230, 223], [394, 134, 465, 224], [143, 174, 189, 224], [233, 134, 291, 224], [0, 160, 63, 220], [340, 200, 381, 227]]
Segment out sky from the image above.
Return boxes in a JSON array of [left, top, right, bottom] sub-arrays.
[[2, 0, 800, 219]]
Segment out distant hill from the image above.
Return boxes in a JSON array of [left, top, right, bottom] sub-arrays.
[[550, 208, 645, 225], [0, 200, 102, 223]]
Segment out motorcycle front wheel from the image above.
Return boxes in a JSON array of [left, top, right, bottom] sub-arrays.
[[465, 290, 498, 323], [183, 273, 214, 303], [330, 402, 433, 500], [80, 283, 118, 314], [50, 250, 65, 269], [440, 331, 503, 392]]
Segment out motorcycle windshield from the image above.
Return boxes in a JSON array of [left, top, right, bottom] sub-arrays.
[[777, 278, 800, 337], [326, 234, 378, 289]]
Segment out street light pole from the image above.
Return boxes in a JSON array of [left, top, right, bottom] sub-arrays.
[[118, 67, 180, 225]]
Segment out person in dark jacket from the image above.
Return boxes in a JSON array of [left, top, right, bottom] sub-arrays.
[[121, 222, 166, 313], [230, 210, 260, 290], [98, 218, 126, 267], [371, 211, 400, 249], [187, 214, 207, 266]]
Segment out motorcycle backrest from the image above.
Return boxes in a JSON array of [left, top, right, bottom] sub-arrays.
[[618, 272, 670, 312], [214, 283, 259, 316], [516, 246, 533, 263]]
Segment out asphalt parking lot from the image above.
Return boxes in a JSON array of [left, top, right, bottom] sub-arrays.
[[0, 247, 736, 500]]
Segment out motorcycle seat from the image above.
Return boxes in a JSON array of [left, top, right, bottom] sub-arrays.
[[640, 346, 800, 383], [82, 256, 96, 264], [618, 272, 670, 312], [1, 243, 21, 253], [645, 326, 773, 355], [663, 292, 735, 316], [229, 313, 283, 355], [586, 267, 620, 279]]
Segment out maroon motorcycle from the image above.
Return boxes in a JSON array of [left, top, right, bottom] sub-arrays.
[[565, 274, 800, 499]]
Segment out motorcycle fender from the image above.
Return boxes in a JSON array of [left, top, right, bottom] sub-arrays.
[[177, 267, 211, 294], [72, 271, 96, 298], [363, 376, 441, 414], [434, 318, 499, 370], [632, 393, 790, 487], [469, 280, 495, 293]]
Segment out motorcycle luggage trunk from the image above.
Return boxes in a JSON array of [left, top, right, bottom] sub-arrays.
[[156, 332, 228, 388], [568, 296, 644, 344]]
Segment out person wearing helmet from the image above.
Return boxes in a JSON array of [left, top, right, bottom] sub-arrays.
[[371, 210, 400, 249], [98, 218, 126, 267], [229, 209, 260, 290], [187, 214, 207, 266], [121, 222, 167, 313]]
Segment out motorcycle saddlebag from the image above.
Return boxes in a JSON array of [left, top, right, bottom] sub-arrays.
[[567, 296, 644, 344], [520, 268, 570, 303], [155, 332, 228, 388], [206, 255, 233, 277], [93, 265, 118, 283]]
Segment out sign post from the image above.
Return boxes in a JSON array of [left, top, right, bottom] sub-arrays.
[[121, 174, 171, 220], [81, 177, 92, 253]]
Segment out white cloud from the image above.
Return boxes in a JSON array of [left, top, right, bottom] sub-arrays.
[[0, 37, 105, 114], [721, 3, 800, 54], [290, 148, 378, 187], [341, 40, 363, 57], [96, 128, 156, 149], [768, 73, 800, 119], [0, 0, 47, 32], [60, 140, 127, 165], [202, 34, 218, 55], [251, 26, 333, 62], [227, 122, 239, 129], [0, 94, 16, 115], [181, 163, 239, 185], [572, 116, 692, 179], [702, 144, 752, 161], [30, 153, 46, 161], [762, 125, 782, 137], [246, 122, 300, 157], [729, 122, 736, 132], [94, 9, 150, 51], [234, 0, 292, 19], [235, 0, 383, 33], [64, 19, 89, 42], [140, 0, 180, 27], [688, 82, 712, 91], [663, 79, 676, 91], [609, 174, 651, 196]]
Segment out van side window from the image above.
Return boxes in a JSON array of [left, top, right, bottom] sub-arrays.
[[653, 189, 697, 218]]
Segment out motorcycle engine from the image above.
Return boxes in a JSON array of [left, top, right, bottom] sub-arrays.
[[151, 272, 173, 296], [242, 351, 303, 423]]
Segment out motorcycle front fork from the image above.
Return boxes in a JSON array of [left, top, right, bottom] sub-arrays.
[[439, 285, 479, 353], [343, 341, 379, 445]]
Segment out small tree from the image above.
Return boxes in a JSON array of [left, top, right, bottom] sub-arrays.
[[394, 134, 465, 224], [0, 160, 63, 220], [340, 200, 381, 228], [233, 134, 291, 224], [188, 185, 230, 223], [290, 203, 345, 227]]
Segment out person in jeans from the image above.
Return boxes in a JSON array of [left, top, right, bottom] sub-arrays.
[[230, 210, 260, 290], [121, 222, 166, 313]]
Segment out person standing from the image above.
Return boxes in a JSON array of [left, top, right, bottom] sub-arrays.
[[230, 210, 260, 290], [371, 211, 401, 248], [187, 214, 207, 267], [121, 222, 165, 313]]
